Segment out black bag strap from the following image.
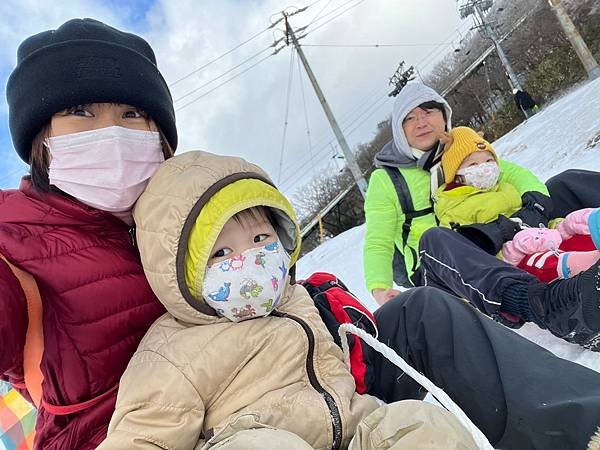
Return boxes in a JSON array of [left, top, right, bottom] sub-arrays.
[[382, 166, 433, 248]]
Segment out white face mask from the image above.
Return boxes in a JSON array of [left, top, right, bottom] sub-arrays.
[[456, 161, 500, 190], [47, 126, 164, 213], [202, 241, 291, 323]]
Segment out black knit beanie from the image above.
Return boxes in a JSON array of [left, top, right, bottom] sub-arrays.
[[6, 18, 178, 163]]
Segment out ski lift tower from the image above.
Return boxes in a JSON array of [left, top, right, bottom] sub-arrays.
[[458, 0, 524, 91]]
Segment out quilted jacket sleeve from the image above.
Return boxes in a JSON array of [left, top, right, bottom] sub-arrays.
[[363, 169, 401, 292], [499, 160, 552, 226], [498, 160, 548, 196], [0, 258, 28, 382], [97, 350, 205, 450]]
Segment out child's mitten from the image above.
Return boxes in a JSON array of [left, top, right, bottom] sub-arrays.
[[502, 227, 562, 265], [556, 208, 594, 239]]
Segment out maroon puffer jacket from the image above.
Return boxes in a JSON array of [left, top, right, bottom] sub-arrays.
[[0, 179, 165, 449]]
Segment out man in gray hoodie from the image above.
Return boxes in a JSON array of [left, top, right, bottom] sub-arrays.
[[363, 82, 600, 352], [362, 82, 600, 450]]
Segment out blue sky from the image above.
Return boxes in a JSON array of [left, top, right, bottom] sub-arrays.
[[0, 0, 467, 193]]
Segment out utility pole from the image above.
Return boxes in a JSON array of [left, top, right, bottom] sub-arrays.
[[388, 62, 415, 97], [459, 0, 523, 92], [282, 12, 368, 198], [547, 0, 600, 80]]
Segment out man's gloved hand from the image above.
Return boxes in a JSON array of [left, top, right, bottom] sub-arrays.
[[511, 191, 553, 228], [455, 215, 522, 255]]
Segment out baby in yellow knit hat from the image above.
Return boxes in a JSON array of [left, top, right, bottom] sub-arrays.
[[434, 126, 523, 229], [435, 126, 600, 293]]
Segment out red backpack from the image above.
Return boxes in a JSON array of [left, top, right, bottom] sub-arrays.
[[297, 272, 377, 394]]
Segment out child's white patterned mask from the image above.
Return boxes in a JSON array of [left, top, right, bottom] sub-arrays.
[[457, 161, 500, 190], [202, 241, 290, 322]]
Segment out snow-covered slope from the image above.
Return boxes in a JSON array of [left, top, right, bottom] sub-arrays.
[[296, 76, 600, 373]]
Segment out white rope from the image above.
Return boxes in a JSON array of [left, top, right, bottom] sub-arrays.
[[338, 323, 495, 450]]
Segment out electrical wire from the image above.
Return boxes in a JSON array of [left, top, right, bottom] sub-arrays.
[[174, 45, 273, 103], [279, 92, 390, 191], [305, 0, 364, 29], [277, 48, 296, 184], [296, 54, 316, 173], [175, 52, 276, 112], [301, 43, 452, 47], [307, 0, 335, 26], [169, 18, 283, 87], [281, 90, 390, 187], [302, 0, 367, 37], [0, 166, 28, 187], [415, 21, 473, 72], [303, 83, 388, 156]]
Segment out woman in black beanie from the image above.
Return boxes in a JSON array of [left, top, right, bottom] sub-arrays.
[[0, 18, 176, 449]]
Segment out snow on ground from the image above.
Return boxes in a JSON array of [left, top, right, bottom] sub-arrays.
[[296, 76, 600, 374]]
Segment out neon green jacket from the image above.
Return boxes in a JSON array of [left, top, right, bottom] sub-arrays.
[[434, 181, 523, 228], [363, 159, 548, 292]]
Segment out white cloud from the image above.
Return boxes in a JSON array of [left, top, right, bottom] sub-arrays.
[[141, 0, 468, 195], [0, 0, 469, 192]]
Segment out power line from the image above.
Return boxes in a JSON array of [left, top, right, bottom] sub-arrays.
[[415, 22, 473, 72], [169, 19, 282, 87], [344, 95, 390, 137], [0, 166, 27, 184], [307, 0, 335, 26], [283, 9, 368, 197], [301, 42, 452, 48], [303, 0, 367, 36], [296, 54, 316, 173], [277, 48, 296, 184], [279, 83, 388, 179], [174, 45, 273, 103], [279, 91, 390, 191], [172, 1, 368, 113], [175, 52, 276, 112], [303, 83, 388, 154]]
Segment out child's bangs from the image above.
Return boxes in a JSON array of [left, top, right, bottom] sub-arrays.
[[232, 206, 275, 227]]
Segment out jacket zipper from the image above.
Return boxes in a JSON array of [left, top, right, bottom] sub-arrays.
[[272, 310, 342, 450], [128, 226, 137, 247]]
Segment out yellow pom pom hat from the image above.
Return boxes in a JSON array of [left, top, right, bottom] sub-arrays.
[[440, 126, 497, 184]]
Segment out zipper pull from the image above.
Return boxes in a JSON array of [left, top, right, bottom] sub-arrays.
[[128, 226, 137, 247]]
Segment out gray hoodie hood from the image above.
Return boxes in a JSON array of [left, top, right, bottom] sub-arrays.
[[374, 83, 452, 168]]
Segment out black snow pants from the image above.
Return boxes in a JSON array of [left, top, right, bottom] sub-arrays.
[[546, 169, 600, 219], [365, 286, 600, 450], [414, 226, 534, 315]]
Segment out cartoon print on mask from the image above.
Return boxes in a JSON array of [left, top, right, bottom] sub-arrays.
[[264, 241, 280, 252], [232, 304, 257, 321], [203, 240, 292, 323], [240, 279, 264, 299], [207, 282, 231, 301], [218, 260, 232, 272], [230, 255, 246, 270], [261, 298, 275, 312], [279, 262, 288, 279], [255, 252, 266, 268]]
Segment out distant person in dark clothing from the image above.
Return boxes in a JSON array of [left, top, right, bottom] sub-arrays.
[[513, 88, 539, 118]]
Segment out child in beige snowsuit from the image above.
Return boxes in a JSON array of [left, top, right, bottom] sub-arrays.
[[97, 151, 478, 450]]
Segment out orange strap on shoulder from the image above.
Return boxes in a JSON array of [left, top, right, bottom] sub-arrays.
[[1, 254, 44, 408]]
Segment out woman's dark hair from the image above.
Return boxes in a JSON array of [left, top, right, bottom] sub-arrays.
[[418, 100, 447, 123], [28, 121, 174, 193]]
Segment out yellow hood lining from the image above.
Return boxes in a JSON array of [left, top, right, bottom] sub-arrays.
[[176, 172, 301, 313]]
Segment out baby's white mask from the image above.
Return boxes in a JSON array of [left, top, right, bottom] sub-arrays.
[[456, 161, 500, 190], [202, 240, 291, 322]]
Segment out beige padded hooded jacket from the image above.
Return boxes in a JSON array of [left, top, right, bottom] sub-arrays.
[[97, 151, 479, 450]]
